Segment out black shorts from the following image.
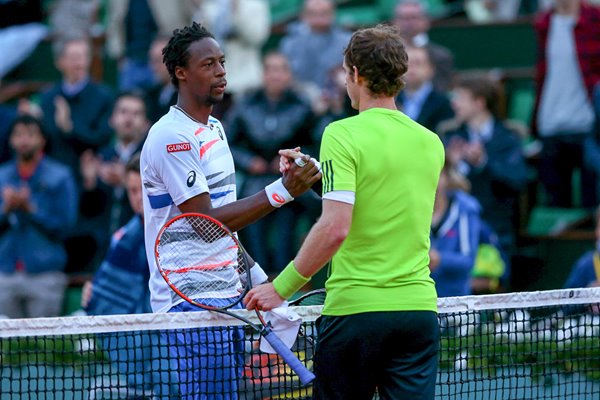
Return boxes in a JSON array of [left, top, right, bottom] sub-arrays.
[[313, 310, 439, 400]]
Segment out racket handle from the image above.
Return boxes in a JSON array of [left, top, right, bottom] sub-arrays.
[[261, 327, 316, 385]]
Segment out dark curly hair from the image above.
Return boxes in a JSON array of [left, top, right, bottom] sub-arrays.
[[163, 22, 215, 88], [344, 24, 407, 97]]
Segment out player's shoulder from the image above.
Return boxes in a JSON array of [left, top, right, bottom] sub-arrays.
[[323, 113, 360, 134], [208, 115, 225, 131], [207, 116, 228, 141], [146, 110, 195, 146]]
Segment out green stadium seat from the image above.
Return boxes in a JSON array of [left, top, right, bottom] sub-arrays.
[[336, 6, 382, 27], [508, 86, 536, 126], [526, 206, 592, 237], [377, 0, 448, 20], [270, 0, 303, 25]]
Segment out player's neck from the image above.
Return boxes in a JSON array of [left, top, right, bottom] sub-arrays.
[[358, 94, 397, 113], [175, 98, 212, 125]]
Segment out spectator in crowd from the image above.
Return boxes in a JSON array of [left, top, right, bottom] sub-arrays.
[[225, 51, 317, 275], [48, 0, 101, 52], [0, 87, 44, 164], [145, 35, 177, 124], [0, 115, 78, 318], [563, 206, 600, 289], [0, 0, 47, 79], [533, 0, 600, 208], [442, 73, 528, 259], [82, 153, 179, 398], [192, 0, 271, 102], [584, 83, 600, 201], [430, 160, 482, 297], [106, 0, 194, 91], [0, 97, 44, 164], [40, 38, 114, 185], [464, 0, 527, 23], [311, 65, 357, 147], [397, 45, 454, 132], [392, 0, 454, 92], [40, 38, 114, 273], [279, 0, 352, 110], [80, 91, 149, 253], [471, 220, 509, 294]]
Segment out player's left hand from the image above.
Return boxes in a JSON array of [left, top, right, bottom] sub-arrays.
[[244, 282, 286, 311]]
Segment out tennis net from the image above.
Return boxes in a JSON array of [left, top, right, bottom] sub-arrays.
[[0, 287, 598, 399]]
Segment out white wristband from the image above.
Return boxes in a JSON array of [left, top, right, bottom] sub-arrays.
[[264, 178, 294, 208]]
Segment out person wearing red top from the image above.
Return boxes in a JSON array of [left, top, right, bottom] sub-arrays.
[[532, 0, 600, 208]]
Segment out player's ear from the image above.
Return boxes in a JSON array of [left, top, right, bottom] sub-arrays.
[[175, 65, 186, 83], [352, 65, 359, 83]]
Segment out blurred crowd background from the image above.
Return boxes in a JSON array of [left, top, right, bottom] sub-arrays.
[[1, 0, 600, 319]]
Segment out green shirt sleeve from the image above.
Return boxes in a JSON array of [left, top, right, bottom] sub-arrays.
[[319, 124, 357, 195]]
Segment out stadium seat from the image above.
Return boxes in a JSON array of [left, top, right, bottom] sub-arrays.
[[270, 0, 303, 25], [507, 85, 536, 126], [336, 6, 382, 27], [526, 207, 592, 237]]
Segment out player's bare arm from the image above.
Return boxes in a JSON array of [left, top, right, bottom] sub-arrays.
[[244, 199, 353, 311], [179, 155, 321, 232]]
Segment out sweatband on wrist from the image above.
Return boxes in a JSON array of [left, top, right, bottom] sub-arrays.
[[265, 178, 294, 208], [272, 260, 310, 299], [250, 262, 269, 287]]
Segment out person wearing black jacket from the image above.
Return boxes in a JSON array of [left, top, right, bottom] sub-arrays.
[[443, 74, 528, 258], [225, 51, 317, 275], [396, 46, 454, 133]]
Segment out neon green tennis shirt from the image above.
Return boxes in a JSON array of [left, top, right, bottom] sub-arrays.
[[320, 108, 444, 316]]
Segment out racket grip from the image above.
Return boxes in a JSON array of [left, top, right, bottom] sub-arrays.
[[262, 328, 316, 385]]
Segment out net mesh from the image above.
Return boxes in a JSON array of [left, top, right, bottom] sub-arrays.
[[1, 288, 599, 399]]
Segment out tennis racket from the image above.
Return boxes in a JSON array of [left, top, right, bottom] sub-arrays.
[[154, 212, 315, 385], [289, 288, 327, 307], [289, 288, 326, 355]]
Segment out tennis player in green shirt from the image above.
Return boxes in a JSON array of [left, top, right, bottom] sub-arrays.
[[245, 24, 444, 399]]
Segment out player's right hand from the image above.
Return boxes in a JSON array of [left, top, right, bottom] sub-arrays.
[[278, 147, 303, 174], [280, 153, 321, 198]]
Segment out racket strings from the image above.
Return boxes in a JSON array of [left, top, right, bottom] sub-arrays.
[[157, 215, 244, 308], [289, 289, 326, 307]]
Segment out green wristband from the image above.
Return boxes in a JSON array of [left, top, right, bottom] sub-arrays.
[[272, 260, 310, 299]]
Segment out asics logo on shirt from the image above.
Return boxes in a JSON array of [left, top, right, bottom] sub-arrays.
[[271, 193, 285, 204], [187, 171, 197, 187], [210, 123, 224, 140]]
